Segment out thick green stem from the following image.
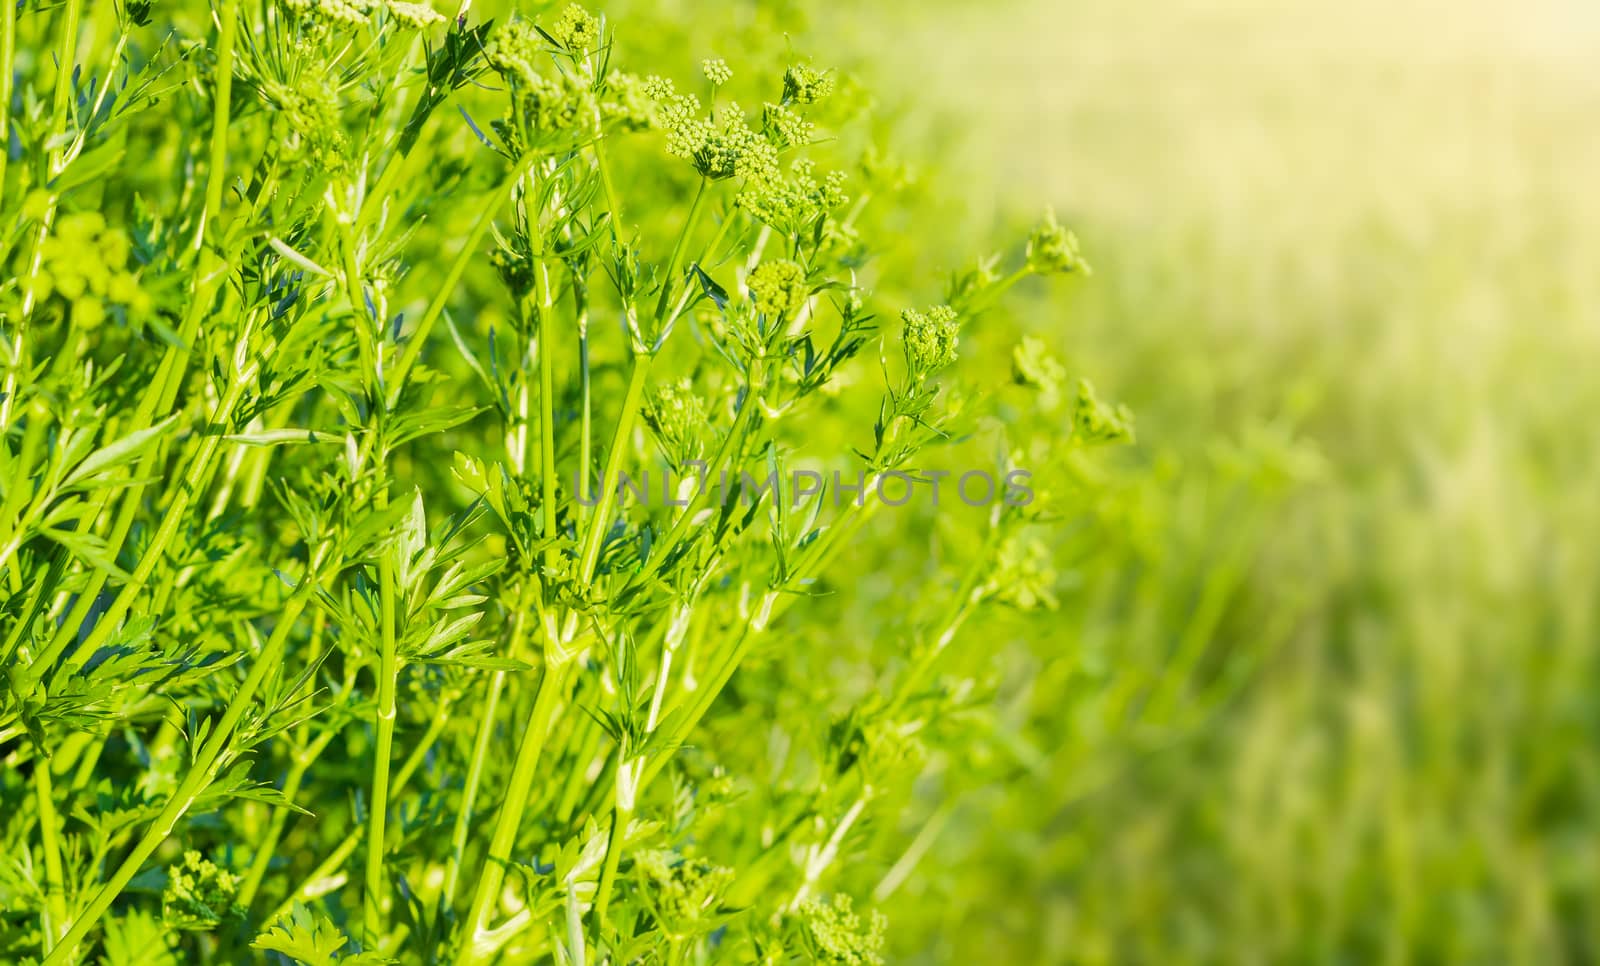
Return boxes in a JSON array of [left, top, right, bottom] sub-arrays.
[[34, 764, 68, 954], [454, 657, 573, 966]]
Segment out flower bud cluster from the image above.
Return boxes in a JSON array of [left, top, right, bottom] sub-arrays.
[[782, 63, 834, 105], [642, 378, 709, 466], [739, 159, 847, 236], [901, 304, 960, 376], [747, 259, 809, 319], [1026, 208, 1091, 275], [1072, 379, 1135, 444], [794, 893, 887, 965], [161, 851, 244, 931]]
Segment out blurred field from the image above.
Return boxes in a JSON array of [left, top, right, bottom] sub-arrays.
[[835, 0, 1600, 961]]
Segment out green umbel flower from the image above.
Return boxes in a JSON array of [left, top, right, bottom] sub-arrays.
[[702, 58, 733, 87], [1072, 378, 1135, 444], [1026, 208, 1092, 275], [161, 851, 244, 931], [747, 259, 809, 319], [795, 893, 887, 965], [782, 63, 834, 105], [901, 305, 960, 375], [634, 850, 734, 938], [550, 3, 601, 52], [643, 378, 710, 465], [386, 0, 443, 28]]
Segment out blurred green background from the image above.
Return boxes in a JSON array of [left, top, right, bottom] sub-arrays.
[[807, 0, 1600, 961]]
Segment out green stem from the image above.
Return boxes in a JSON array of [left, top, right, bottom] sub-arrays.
[[48, 0, 82, 175], [365, 541, 399, 940], [575, 357, 652, 583], [34, 763, 68, 955], [652, 178, 708, 324], [454, 657, 573, 966], [203, 0, 238, 228], [0, 0, 15, 214], [57, 372, 250, 668], [445, 593, 532, 907], [535, 264, 558, 570], [587, 801, 627, 937], [575, 292, 593, 528]]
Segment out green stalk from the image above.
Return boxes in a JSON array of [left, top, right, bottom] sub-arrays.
[[444, 592, 532, 906], [364, 545, 399, 940], [33, 764, 68, 954], [587, 801, 627, 937], [0, 0, 15, 214], [575, 287, 593, 528], [454, 657, 573, 966], [652, 179, 708, 324], [886, 520, 1002, 711], [48, 0, 82, 175], [43, 575, 319, 963], [575, 357, 652, 582], [535, 261, 558, 568], [57, 372, 250, 666], [202, 0, 238, 227]]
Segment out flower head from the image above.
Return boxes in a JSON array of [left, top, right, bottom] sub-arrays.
[[550, 3, 601, 52], [281, 0, 368, 27], [484, 20, 547, 87], [763, 102, 814, 148], [782, 63, 834, 105], [1072, 379, 1135, 444], [162, 851, 243, 931], [738, 159, 846, 235], [794, 893, 887, 965], [634, 850, 733, 939], [386, 0, 444, 28], [1026, 209, 1091, 275], [646, 78, 772, 181], [601, 71, 656, 131], [643, 378, 709, 466], [901, 305, 960, 376], [747, 259, 809, 319], [701, 58, 733, 87]]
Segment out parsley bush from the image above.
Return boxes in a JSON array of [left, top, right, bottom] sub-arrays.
[[0, 2, 1133, 963]]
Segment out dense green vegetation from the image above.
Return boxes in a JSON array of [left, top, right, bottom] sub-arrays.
[[4, 0, 1594, 963]]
